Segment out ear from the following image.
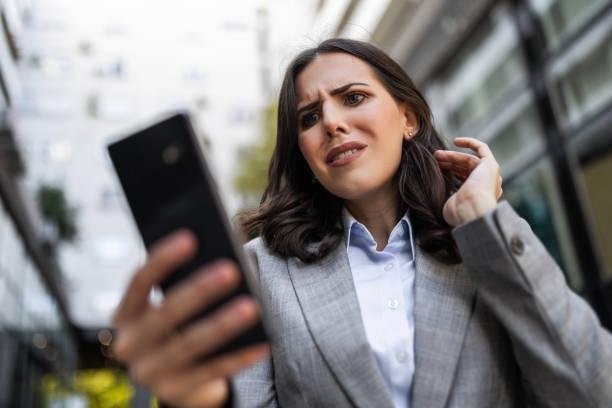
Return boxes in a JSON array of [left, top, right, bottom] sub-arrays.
[[401, 105, 419, 141]]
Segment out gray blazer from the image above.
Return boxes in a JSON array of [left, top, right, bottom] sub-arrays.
[[232, 201, 612, 407]]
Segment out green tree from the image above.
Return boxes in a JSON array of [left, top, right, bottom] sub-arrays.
[[234, 103, 277, 206], [36, 184, 78, 243]]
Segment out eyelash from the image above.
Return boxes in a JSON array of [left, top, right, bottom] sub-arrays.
[[300, 92, 367, 129]]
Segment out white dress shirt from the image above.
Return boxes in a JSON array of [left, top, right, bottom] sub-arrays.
[[342, 208, 416, 408]]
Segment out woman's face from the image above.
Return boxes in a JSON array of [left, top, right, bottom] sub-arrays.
[[296, 52, 417, 201]]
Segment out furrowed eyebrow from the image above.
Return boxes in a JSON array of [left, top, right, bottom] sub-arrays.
[[297, 82, 369, 115]]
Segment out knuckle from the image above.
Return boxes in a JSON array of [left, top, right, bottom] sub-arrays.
[[157, 304, 181, 327], [173, 330, 196, 354]]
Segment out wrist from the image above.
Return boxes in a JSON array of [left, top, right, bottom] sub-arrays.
[[455, 192, 497, 225]]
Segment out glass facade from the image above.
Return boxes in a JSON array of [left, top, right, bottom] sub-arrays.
[[423, 0, 612, 310], [548, 10, 612, 128], [535, 0, 612, 314], [0, 198, 77, 407], [426, 5, 545, 177], [529, 0, 609, 51]]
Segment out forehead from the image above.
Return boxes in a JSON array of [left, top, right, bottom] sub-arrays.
[[296, 52, 378, 102]]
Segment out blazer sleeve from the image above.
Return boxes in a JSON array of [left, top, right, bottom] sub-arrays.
[[452, 200, 612, 407], [230, 357, 278, 407], [228, 237, 279, 407]]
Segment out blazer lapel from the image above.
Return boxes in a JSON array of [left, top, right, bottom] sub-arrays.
[[287, 242, 395, 408], [411, 246, 476, 408]]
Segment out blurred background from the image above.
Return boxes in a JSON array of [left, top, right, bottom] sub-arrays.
[[0, 0, 611, 406]]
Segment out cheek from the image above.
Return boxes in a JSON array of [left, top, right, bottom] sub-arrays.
[[297, 134, 319, 170]]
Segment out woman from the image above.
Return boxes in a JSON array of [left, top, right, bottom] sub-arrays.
[[112, 39, 612, 407]]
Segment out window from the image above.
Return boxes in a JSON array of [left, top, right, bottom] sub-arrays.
[[529, 0, 608, 50], [427, 5, 528, 138], [548, 12, 612, 127], [487, 100, 544, 176], [426, 4, 543, 178]]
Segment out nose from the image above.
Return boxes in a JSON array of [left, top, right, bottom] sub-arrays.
[[322, 101, 348, 138]]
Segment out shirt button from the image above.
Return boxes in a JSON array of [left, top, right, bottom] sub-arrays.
[[387, 299, 399, 310], [396, 350, 408, 364], [384, 263, 394, 271], [510, 236, 525, 255]]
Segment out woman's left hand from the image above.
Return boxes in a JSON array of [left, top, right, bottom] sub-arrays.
[[434, 137, 503, 227]]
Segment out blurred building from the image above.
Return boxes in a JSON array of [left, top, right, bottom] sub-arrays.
[[0, 0, 78, 405], [1, 0, 318, 405], [14, 0, 277, 331], [324, 0, 612, 325]]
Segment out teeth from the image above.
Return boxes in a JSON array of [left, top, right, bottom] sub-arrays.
[[333, 148, 359, 162]]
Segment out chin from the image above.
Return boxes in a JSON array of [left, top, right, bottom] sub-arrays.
[[322, 181, 380, 202]]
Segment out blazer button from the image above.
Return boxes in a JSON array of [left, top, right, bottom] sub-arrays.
[[510, 236, 525, 255]]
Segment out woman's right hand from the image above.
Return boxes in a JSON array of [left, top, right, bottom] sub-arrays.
[[112, 230, 269, 408]]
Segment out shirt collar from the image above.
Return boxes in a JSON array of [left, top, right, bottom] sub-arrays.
[[342, 207, 415, 261]]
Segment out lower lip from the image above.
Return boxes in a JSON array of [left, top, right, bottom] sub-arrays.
[[328, 147, 366, 167]]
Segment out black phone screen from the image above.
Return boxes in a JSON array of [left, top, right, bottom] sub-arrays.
[[108, 112, 267, 355]]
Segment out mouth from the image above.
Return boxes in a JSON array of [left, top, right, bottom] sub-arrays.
[[326, 141, 367, 167]]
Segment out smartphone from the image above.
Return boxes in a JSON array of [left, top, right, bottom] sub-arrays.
[[107, 111, 268, 356]]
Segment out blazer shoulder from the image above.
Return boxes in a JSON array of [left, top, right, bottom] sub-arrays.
[[243, 236, 288, 275], [243, 236, 278, 260], [244, 236, 265, 255]]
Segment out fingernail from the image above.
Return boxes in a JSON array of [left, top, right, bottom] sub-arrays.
[[234, 298, 256, 319], [171, 230, 192, 249], [212, 265, 233, 284], [215, 260, 239, 280]]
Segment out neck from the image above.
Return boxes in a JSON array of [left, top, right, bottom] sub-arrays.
[[345, 186, 402, 251]]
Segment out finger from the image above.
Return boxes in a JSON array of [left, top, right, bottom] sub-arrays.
[[434, 150, 480, 170], [154, 344, 270, 404], [149, 260, 241, 335], [113, 230, 197, 327], [437, 161, 470, 180], [181, 378, 232, 408], [437, 165, 469, 182], [133, 296, 260, 383], [453, 137, 493, 160], [436, 159, 476, 174], [114, 261, 241, 361]]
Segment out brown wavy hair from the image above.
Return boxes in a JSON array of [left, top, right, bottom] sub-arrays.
[[238, 38, 461, 264]]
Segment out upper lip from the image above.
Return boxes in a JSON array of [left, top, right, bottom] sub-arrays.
[[326, 141, 367, 163]]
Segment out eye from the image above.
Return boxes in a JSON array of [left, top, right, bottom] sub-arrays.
[[345, 92, 366, 106], [300, 111, 320, 129]]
